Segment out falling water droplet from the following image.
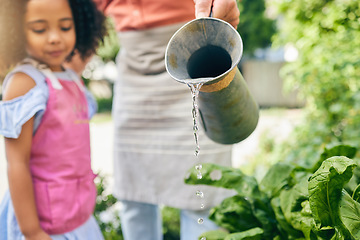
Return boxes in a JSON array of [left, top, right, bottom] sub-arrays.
[[195, 164, 202, 170], [200, 237, 207, 240], [198, 218, 204, 224], [200, 203, 205, 209], [197, 172, 203, 179], [192, 108, 198, 118], [196, 190, 204, 198], [194, 146, 200, 157]]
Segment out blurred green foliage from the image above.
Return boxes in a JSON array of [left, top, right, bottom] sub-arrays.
[[269, 0, 360, 167], [94, 174, 124, 239], [97, 18, 120, 63], [95, 174, 181, 240], [162, 206, 181, 240], [236, 0, 276, 56], [97, 97, 113, 113], [91, 18, 118, 113]]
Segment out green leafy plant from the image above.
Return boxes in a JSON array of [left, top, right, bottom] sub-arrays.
[[185, 145, 360, 239], [94, 174, 124, 240]]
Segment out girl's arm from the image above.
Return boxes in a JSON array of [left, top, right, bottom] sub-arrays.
[[3, 73, 51, 240]]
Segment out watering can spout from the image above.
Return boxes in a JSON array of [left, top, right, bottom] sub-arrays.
[[165, 17, 259, 144]]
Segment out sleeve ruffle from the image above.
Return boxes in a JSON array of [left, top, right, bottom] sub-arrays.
[[84, 88, 98, 119], [0, 87, 47, 138]]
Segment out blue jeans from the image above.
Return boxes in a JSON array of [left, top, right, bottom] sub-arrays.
[[120, 200, 219, 240]]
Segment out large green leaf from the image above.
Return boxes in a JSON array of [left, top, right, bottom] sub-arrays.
[[198, 229, 229, 240], [310, 145, 357, 173], [208, 195, 261, 233], [246, 197, 278, 238], [271, 197, 304, 239], [339, 190, 360, 239], [308, 156, 357, 238], [259, 162, 295, 198], [224, 227, 263, 240], [279, 176, 312, 238], [185, 163, 261, 198], [353, 184, 360, 203]]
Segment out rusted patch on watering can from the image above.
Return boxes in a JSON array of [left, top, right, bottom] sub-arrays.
[[228, 38, 235, 48], [200, 68, 236, 93], [168, 53, 178, 69], [186, 21, 203, 33]]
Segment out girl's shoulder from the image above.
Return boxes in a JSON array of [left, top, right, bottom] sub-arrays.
[[2, 64, 47, 101], [0, 64, 48, 138], [3, 72, 37, 101], [3, 64, 46, 92]]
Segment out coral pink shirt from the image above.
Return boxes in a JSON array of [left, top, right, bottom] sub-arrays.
[[93, 0, 195, 31]]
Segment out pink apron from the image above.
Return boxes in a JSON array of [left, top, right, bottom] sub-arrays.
[[30, 70, 96, 234]]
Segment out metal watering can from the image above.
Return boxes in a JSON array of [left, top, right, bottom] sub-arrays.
[[165, 17, 259, 144]]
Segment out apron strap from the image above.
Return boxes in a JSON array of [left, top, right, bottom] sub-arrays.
[[66, 69, 86, 92], [40, 68, 63, 90], [21, 58, 63, 90], [20, 58, 84, 92]]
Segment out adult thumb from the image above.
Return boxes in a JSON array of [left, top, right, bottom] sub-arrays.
[[195, 0, 213, 18]]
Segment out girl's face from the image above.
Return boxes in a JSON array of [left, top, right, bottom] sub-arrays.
[[25, 0, 76, 71]]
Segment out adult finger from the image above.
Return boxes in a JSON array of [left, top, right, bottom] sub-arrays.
[[212, 0, 239, 28], [194, 0, 213, 18]]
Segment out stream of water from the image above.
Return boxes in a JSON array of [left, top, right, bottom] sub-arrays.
[[188, 82, 207, 240]]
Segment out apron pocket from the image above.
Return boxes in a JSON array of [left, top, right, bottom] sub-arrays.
[[33, 174, 97, 233], [47, 179, 78, 231], [78, 173, 97, 220], [33, 180, 52, 225]]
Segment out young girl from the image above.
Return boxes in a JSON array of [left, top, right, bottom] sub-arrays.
[[0, 0, 107, 239]]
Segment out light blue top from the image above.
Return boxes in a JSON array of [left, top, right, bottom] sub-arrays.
[[0, 191, 104, 240], [0, 64, 97, 139]]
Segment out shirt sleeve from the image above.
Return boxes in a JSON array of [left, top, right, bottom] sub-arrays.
[[84, 88, 98, 119], [0, 86, 47, 138]]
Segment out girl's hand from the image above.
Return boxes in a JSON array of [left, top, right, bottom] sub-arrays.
[[24, 229, 52, 240], [194, 0, 240, 28]]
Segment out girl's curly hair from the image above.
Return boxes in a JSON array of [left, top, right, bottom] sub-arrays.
[[0, 0, 107, 75], [68, 0, 107, 60]]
